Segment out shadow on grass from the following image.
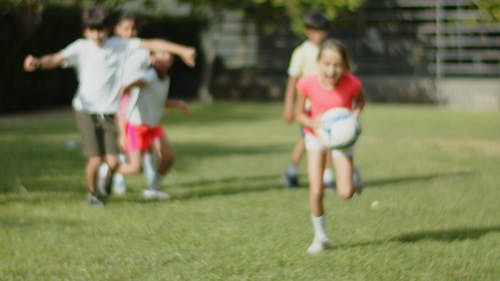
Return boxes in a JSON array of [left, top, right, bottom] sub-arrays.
[[331, 225, 500, 251], [394, 226, 500, 242], [364, 170, 477, 188], [108, 174, 284, 204], [174, 177, 282, 201], [175, 142, 288, 158], [174, 174, 280, 188]]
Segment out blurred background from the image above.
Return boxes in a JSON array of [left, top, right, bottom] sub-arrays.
[[1, 0, 499, 113]]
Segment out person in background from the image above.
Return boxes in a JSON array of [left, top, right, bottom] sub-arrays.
[[282, 12, 335, 189], [116, 50, 190, 200]]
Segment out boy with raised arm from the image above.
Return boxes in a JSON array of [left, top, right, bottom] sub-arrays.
[[23, 5, 196, 206]]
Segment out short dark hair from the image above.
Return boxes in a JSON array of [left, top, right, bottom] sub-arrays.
[[304, 12, 329, 31], [82, 5, 111, 30]]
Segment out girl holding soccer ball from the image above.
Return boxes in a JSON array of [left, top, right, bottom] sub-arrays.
[[294, 39, 366, 254]]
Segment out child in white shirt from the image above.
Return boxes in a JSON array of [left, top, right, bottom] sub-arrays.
[[23, 5, 195, 205]]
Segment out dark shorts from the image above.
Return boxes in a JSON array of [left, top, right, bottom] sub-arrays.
[[75, 111, 119, 157]]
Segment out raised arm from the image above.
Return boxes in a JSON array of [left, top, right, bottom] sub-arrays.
[[139, 39, 196, 67], [23, 53, 66, 72]]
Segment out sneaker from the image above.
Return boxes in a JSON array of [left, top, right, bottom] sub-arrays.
[[307, 238, 330, 254], [143, 189, 171, 200], [112, 174, 127, 195], [87, 193, 104, 206], [113, 183, 126, 195], [282, 173, 299, 188], [324, 181, 336, 191]]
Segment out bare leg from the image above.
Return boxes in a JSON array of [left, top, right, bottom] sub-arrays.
[[153, 136, 175, 176], [142, 137, 173, 200], [291, 138, 305, 166], [307, 150, 327, 216], [117, 151, 142, 175], [332, 153, 355, 200], [306, 149, 330, 254], [86, 156, 104, 194], [283, 138, 305, 187]]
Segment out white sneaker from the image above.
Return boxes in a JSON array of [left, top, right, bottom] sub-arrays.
[[143, 189, 170, 200], [112, 174, 127, 195], [307, 238, 330, 254]]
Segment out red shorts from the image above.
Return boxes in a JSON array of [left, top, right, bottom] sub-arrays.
[[125, 123, 164, 153]]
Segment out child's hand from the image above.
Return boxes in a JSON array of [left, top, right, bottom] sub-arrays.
[[312, 118, 322, 130], [23, 55, 40, 72], [283, 109, 294, 123], [180, 101, 191, 117], [180, 48, 196, 68]]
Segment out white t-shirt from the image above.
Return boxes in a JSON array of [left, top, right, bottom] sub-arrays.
[[122, 50, 170, 127], [61, 37, 141, 113], [287, 40, 320, 77]]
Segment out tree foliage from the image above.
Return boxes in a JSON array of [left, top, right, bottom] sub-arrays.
[[471, 0, 500, 21], [177, 0, 365, 35]]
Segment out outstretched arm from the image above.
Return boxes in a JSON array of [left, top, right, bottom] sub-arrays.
[[24, 53, 66, 72], [139, 39, 196, 67], [165, 99, 191, 117]]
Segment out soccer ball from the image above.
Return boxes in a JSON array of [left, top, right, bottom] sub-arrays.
[[316, 107, 361, 149]]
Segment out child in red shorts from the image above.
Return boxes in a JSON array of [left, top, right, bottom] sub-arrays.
[[117, 50, 190, 200]]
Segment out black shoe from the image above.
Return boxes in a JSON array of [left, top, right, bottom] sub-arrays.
[[104, 175, 113, 196], [325, 181, 336, 191], [282, 173, 299, 187], [88, 193, 104, 206]]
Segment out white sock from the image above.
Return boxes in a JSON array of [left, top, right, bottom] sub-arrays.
[[150, 174, 164, 190], [113, 173, 125, 186], [311, 214, 328, 242], [287, 164, 298, 176], [142, 153, 156, 186]]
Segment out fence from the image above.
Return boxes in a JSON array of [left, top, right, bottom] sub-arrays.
[[333, 0, 500, 78], [253, 0, 500, 107]]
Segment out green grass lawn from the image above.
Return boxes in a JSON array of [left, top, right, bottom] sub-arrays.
[[0, 102, 499, 281]]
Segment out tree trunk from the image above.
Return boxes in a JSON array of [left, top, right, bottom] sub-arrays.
[[197, 5, 224, 104]]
